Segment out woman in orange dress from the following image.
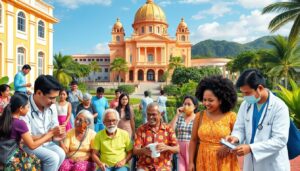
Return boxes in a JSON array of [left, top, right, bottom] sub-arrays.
[[188, 75, 239, 171]]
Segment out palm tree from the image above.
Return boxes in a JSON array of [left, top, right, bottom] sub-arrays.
[[168, 56, 184, 71], [89, 61, 101, 82], [53, 53, 75, 86], [260, 35, 300, 88], [110, 57, 129, 86], [262, 0, 300, 43]]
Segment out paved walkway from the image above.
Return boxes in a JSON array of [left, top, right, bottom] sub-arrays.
[[238, 156, 300, 170]]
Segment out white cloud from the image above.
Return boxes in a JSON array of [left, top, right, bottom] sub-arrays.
[[237, 0, 277, 9], [191, 10, 291, 44], [192, 3, 232, 20], [159, 0, 172, 7], [93, 42, 109, 54], [179, 0, 210, 4], [53, 0, 112, 9]]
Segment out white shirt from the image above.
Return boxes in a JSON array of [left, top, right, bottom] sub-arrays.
[[21, 95, 59, 146]]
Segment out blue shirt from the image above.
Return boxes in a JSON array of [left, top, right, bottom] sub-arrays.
[[14, 71, 27, 92], [250, 103, 267, 144], [91, 96, 109, 123], [140, 97, 154, 114]]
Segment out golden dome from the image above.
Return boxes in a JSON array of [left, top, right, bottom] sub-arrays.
[[134, 0, 167, 24], [113, 18, 123, 29], [178, 18, 187, 28]]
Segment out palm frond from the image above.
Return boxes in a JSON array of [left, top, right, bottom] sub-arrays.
[[262, 2, 300, 14]]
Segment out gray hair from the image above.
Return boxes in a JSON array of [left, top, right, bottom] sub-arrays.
[[76, 110, 94, 129], [103, 108, 120, 121], [146, 102, 160, 112]]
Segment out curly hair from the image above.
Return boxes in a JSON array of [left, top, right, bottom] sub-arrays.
[[195, 75, 237, 113]]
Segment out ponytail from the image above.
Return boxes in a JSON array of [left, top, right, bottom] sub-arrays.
[[0, 104, 13, 138]]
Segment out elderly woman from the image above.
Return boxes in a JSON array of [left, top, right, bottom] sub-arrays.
[[59, 110, 96, 171]]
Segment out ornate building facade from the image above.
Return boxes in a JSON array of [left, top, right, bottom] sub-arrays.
[[0, 0, 57, 83], [109, 0, 192, 83]]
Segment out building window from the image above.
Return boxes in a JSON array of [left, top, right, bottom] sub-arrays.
[[38, 52, 44, 76], [147, 54, 154, 62], [149, 26, 152, 33], [181, 35, 186, 41], [116, 36, 120, 42], [130, 54, 132, 63], [0, 4, 2, 25], [100, 59, 103, 61], [99, 68, 102, 72], [157, 27, 160, 34], [83, 59, 86, 61], [38, 20, 45, 38], [17, 12, 26, 32], [96, 59, 100, 61], [88, 59, 91, 61], [17, 47, 25, 71], [105, 58, 109, 62], [141, 27, 145, 33], [105, 68, 108, 72]]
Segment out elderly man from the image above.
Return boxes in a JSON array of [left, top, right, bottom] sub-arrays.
[[133, 102, 179, 170], [92, 109, 133, 171]]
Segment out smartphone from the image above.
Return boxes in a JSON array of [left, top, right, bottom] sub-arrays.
[[220, 138, 237, 149]]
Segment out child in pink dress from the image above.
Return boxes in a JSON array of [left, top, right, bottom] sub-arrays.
[[56, 89, 72, 131]]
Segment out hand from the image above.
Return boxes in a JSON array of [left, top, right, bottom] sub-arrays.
[[115, 158, 126, 168], [26, 83, 32, 87], [98, 162, 107, 171], [177, 107, 184, 114], [52, 125, 66, 136], [217, 145, 230, 159], [233, 144, 251, 156], [156, 143, 169, 153], [26, 91, 32, 95], [188, 163, 195, 171], [225, 136, 239, 144], [141, 147, 152, 157]]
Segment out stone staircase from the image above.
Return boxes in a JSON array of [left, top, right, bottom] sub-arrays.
[[131, 82, 162, 100]]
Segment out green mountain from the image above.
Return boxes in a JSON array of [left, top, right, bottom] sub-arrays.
[[192, 36, 273, 58]]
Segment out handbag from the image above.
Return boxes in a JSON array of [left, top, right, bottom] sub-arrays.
[[0, 139, 18, 164], [194, 111, 204, 163], [287, 120, 300, 160]]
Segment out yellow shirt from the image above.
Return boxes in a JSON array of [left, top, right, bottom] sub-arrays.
[[63, 128, 96, 159], [93, 128, 133, 167]]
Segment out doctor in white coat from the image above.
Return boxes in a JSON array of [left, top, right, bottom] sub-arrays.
[[226, 69, 290, 171]]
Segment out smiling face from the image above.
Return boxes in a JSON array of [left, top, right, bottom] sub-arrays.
[[1, 86, 10, 97], [104, 112, 118, 133], [59, 90, 67, 101], [146, 105, 161, 127], [35, 90, 59, 108], [202, 90, 221, 114], [120, 95, 129, 107]]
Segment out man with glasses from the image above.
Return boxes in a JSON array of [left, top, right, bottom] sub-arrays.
[[133, 102, 179, 171], [92, 109, 133, 171], [21, 75, 66, 170]]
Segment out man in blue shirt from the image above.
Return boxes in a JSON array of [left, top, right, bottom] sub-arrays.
[[14, 64, 31, 94], [92, 87, 109, 132]]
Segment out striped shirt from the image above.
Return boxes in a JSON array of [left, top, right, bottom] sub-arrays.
[[176, 114, 194, 141]]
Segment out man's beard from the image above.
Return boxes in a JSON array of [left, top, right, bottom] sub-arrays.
[[106, 125, 117, 133]]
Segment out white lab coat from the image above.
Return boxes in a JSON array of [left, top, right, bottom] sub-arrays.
[[231, 92, 290, 171]]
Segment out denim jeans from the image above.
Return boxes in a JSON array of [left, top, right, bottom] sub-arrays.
[[23, 142, 66, 170], [97, 166, 129, 171]]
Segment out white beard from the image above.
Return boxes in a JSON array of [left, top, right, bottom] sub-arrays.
[[106, 126, 117, 133]]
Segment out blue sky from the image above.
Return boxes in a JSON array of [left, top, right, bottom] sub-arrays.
[[46, 0, 290, 55]]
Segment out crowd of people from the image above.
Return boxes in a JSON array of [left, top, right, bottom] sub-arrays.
[[0, 64, 293, 171]]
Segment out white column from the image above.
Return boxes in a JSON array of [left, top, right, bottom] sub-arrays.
[[49, 24, 54, 75], [29, 15, 35, 85], [7, 4, 14, 80]]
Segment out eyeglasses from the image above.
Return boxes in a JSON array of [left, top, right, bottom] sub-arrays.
[[104, 119, 117, 124]]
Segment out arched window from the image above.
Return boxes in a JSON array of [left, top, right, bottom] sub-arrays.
[[0, 4, 2, 24], [38, 52, 44, 76], [17, 12, 26, 32], [149, 26, 152, 33], [17, 47, 25, 71], [141, 27, 145, 34], [38, 20, 45, 38], [157, 27, 160, 34], [116, 35, 120, 42], [181, 35, 186, 41], [148, 54, 153, 62]]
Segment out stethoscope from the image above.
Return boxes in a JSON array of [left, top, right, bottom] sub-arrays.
[[29, 95, 53, 119], [246, 92, 270, 131]]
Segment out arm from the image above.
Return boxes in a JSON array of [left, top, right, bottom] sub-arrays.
[[230, 102, 247, 143], [249, 102, 290, 162], [65, 102, 72, 123], [21, 130, 54, 150], [130, 107, 135, 138], [188, 113, 200, 169], [133, 128, 151, 157], [91, 104, 98, 118], [92, 149, 106, 171], [169, 107, 182, 130], [14, 74, 29, 89]]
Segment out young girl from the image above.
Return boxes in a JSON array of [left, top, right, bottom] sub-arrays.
[[0, 93, 55, 170], [57, 89, 72, 131]]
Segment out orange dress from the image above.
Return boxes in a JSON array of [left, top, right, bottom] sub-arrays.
[[196, 111, 240, 171]]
